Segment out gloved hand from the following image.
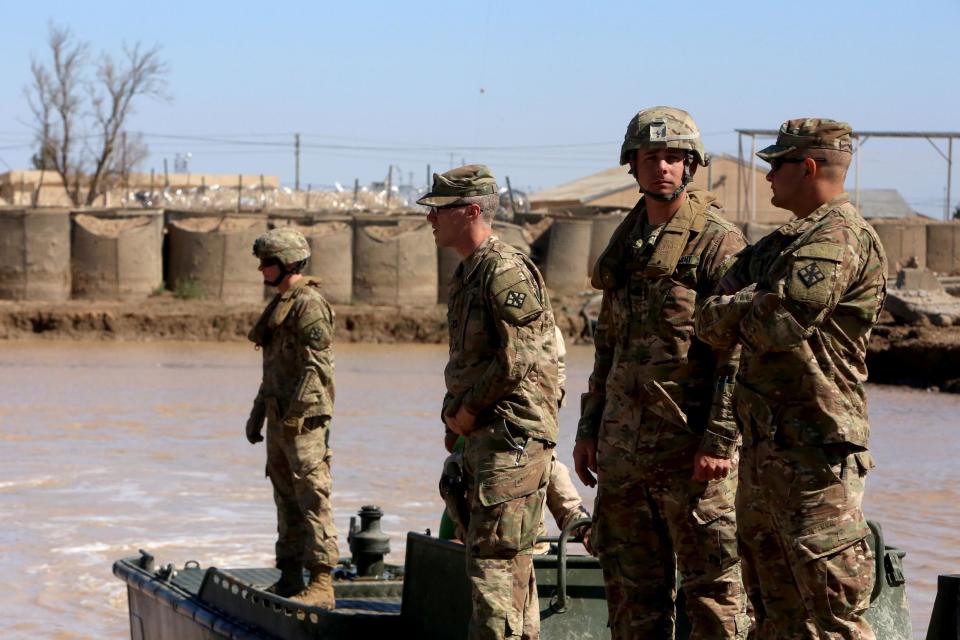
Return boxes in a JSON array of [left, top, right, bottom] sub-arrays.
[[245, 401, 266, 444]]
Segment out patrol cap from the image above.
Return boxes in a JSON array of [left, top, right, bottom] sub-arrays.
[[417, 164, 498, 207], [757, 118, 853, 161]]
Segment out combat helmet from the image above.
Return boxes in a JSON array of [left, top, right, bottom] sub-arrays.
[[253, 227, 311, 265], [620, 106, 708, 202], [252, 227, 311, 286]]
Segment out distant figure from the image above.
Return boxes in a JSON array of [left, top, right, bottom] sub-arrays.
[[574, 106, 749, 639], [422, 164, 560, 640], [245, 227, 339, 609], [696, 118, 888, 639]]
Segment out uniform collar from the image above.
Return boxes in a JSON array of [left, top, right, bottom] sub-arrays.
[[278, 276, 314, 301], [457, 234, 498, 282], [779, 192, 850, 237]]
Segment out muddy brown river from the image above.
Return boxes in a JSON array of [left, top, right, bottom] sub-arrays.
[[0, 342, 955, 638]]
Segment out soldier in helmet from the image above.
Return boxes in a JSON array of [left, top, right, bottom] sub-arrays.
[[246, 227, 339, 609], [573, 107, 750, 638], [421, 164, 560, 640], [696, 119, 887, 639]]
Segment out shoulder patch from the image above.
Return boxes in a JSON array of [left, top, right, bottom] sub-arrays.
[[489, 260, 544, 325], [787, 242, 845, 307]]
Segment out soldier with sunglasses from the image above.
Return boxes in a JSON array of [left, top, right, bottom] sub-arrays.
[[696, 119, 888, 639]]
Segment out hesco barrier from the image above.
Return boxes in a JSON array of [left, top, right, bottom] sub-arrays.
[[296, 217, 353, 305], [71, 212, 163, 299], [544, 217, 593, 294], [492, 221, 531, 256], [353, 216, 438, 306], [868, 219, 927, 274], [0, 208, 71, 301], [167, 216, 266, 302], [589, 213, 627, 278], [926, 222, 960, 275], [742, 221, 782, 244]]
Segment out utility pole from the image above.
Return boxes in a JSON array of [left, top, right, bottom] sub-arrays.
[[294, 133, 301, 192], [386, 164, 393, 208]]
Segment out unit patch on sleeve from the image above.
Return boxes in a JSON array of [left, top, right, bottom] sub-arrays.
[[797, 262, 826, 288], [505, 290, 527, 308]]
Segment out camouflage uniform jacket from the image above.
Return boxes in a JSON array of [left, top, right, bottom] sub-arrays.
[[248, 277, 335, 426], [697, 193, 887, 449], [578, 188, 746, 458], [443, 235, 560, 444]]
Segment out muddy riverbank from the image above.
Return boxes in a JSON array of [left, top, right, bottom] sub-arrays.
[[1, 297, 958, 392]]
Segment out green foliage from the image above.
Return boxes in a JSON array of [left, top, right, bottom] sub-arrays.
[[173, 278, 204, 300], [150, 281, 167, 297], [952, 204, 960, 220]]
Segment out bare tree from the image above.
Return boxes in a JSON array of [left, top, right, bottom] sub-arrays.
[[24, 23, 168, 206]]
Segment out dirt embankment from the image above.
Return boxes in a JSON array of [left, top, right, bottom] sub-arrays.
[[2, 297, 957, 392]]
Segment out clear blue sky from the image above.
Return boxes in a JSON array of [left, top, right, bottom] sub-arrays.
[[1, 0, 957, 217]]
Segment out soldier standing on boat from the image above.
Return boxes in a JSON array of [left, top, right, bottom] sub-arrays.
[[696, 119, 887, 639], [245, 227, 339, 609], [422, 164, 560, 640], [573, 106, 750, 638]]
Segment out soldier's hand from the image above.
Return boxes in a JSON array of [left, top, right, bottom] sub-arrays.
[[572, 438, 598, 488], [444, 430, 460, 453], [245, 402, 266, 445], [453, 406, 477, 435], [692, 451, 731, 481], [245, 417, 264, 444]]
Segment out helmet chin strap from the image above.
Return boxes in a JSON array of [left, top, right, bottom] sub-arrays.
[[638, 153, 695, 202], [263, 259, 292, 287]]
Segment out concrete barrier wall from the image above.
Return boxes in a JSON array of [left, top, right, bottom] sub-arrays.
[[588, 213, 626, 277], [869, 219, 927, 274], [354, 217, 437, 306], [167, 216, 266, 302], [437, 246, 460, 304], [0, 208, 71, 301], [543, 218, 592, 294], [296, 217, 353, 305], [71, 212, 163, 299], [926, 222, 960, 275]]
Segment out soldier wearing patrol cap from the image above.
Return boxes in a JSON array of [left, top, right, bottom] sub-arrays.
[[421, 165, 560, 640], [574, 107, 749, 638], [696, 118, 888, 639], [246, 227, 339, 609]]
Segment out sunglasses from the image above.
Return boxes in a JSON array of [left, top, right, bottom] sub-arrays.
[[770, 156, 827, 171]]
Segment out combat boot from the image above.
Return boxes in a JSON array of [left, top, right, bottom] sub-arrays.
[[291, 564, 336, 609], [266, 560, 304, 598]]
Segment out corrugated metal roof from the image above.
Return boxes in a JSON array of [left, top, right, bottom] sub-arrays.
[[858, 189, 915, 219], [529, 166, 634, 205]]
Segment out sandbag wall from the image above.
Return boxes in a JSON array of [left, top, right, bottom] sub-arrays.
[[926, 222, 960, 275], [542, 217, 593, 295], [867, 219, 927, 274], [0, 208, 71, 300], [71, 211, 164, 299], [588, 213, 627, 277], [298, 217, 353, 305], [167, 215, 266, 302], [354, 216, 437, 306]]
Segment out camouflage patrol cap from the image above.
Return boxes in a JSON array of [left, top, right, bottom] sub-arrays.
[[252, 227, 311, 264], [620, 106, 710, 167], [416, 164, 498, 207], [757, 118, 853, 161]]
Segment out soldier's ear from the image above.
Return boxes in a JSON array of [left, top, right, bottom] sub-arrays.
[[465, 203, 482, 220]]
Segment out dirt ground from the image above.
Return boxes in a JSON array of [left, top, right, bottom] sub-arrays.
[[1, 295, 957, 392]]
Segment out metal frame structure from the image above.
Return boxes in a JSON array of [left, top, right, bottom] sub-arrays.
[[735, 129, 960, 221]]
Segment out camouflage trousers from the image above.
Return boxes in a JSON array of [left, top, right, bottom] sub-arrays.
[[463, 419, 552, 640], [738, 431, 875, 640], [266, 416, 339, 570], [592, 425, 748, 639]]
